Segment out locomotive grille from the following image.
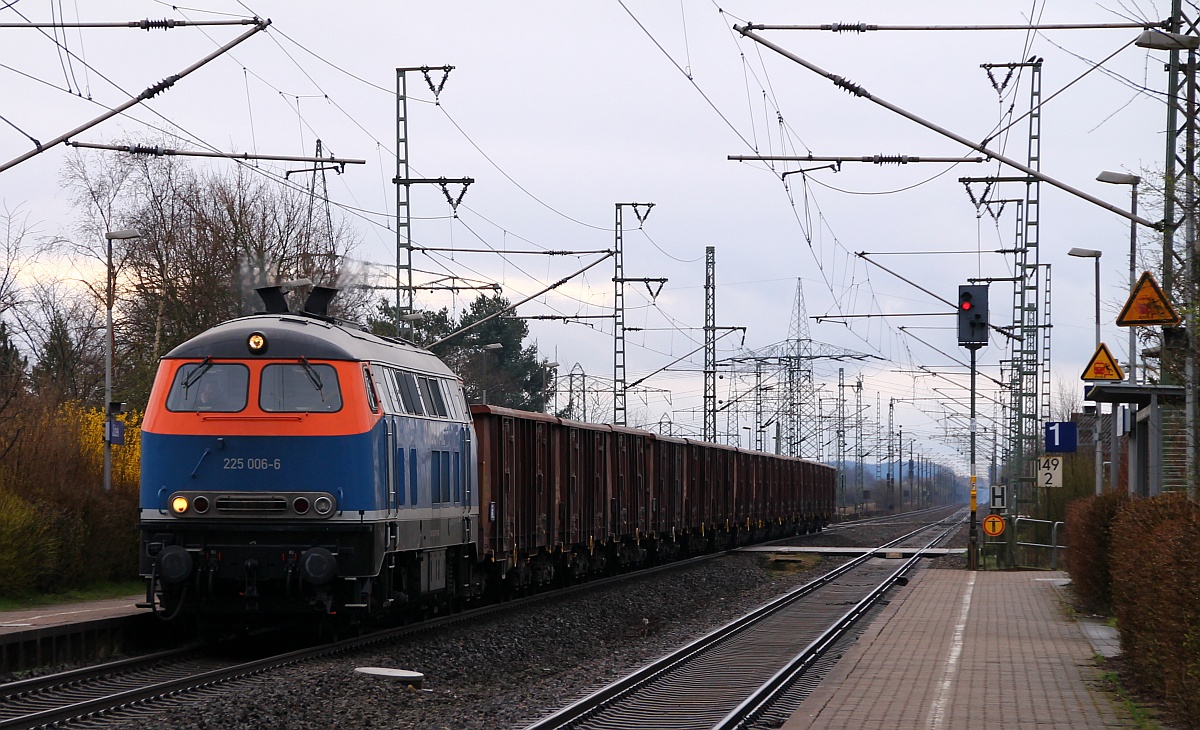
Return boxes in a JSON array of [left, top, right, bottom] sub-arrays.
[[215, 495, 288, 513]]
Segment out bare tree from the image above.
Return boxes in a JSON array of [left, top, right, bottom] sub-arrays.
[[59, 143, 366, 408], [17, 280, 104, 404], [1053, 375, 1082, 421]]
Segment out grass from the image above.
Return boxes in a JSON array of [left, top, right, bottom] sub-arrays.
[[1097, 662, 1165, 730], [0, 580, 144, 612], [765, 552, 822, 574]]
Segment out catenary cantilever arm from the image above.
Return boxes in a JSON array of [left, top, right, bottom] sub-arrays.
[[734, 24, 1159, 230]]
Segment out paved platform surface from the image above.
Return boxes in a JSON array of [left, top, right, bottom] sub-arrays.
[[0, 595, 144, 637], [782, 568, 1135, 729], [741, 546, 966, 557]]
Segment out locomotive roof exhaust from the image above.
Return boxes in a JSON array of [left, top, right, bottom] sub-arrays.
[[303, 286, 338, 317], [256, 286, 290, 314], [254, 279, 338, 317]]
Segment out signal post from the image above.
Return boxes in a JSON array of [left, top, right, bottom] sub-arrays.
[[958, 285, 989, 570]]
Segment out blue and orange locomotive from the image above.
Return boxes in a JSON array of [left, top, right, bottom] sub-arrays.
[[138, 286, 834, 622]]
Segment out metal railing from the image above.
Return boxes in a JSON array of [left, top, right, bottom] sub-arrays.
[[979, 516, 1067, 569]]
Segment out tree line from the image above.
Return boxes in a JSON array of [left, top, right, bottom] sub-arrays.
[[0, 144, 555, 596]]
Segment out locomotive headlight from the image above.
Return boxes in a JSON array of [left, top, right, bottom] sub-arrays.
[[314, 496, 334, 515], [171, 496, 189, 514], [247, 332, 267, 354]]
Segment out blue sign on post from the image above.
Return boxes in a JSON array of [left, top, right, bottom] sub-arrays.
[[104, 419, 126, 446], [1045, 422, 1077, 453]]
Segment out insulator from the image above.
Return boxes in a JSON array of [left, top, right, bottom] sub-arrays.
[[137, 18, 179, 30], [830, 22, 868, 33]]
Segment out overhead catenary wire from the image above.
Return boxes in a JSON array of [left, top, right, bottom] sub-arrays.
[[738, 21, 1166, 32], [66, 140, 365, 167], [734, 24, 1158, 229], [0, 19, 271, 174], [429, 253, 615, 348]]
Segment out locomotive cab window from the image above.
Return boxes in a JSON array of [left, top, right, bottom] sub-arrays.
[[260, 362, 343, 413], [362, 366, 380, 413], [166, 362, 249, 412]]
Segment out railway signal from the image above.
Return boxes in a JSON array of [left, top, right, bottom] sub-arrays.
[[957, 283, 989, 571], [957, 285, 989, 347]]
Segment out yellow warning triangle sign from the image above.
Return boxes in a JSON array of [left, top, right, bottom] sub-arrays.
[[1082, 342, 1125, 381], [1117, 271, 1180, 326]]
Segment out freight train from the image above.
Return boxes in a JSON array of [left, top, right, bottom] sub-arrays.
[[137, 286, 835, 622]]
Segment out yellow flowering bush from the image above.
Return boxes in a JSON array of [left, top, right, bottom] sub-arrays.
[[0, 402, 141, 596]]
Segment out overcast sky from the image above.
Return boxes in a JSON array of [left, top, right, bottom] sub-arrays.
[[0, 1, 1176, 473]]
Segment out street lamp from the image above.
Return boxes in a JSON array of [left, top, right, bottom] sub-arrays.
[[1069, 246, 1104, 495], [542, 361, 559, 414], [103, 228, 141, 492], [1134, 29, 1200, 51], [1068, 247, 1103, 347], [1097, 171, 1142, 384]]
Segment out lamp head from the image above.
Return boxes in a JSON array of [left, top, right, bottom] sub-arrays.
[[1096, 171, 1141, 186], [1134, 29, 1200, 51], [1067, 247, 1102, 258]]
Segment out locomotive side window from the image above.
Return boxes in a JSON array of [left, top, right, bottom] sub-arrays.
[[166, 362, 249, 412], [370, 364, 399, 413], [439, 379, 458, 420], [259, 363, 343, 413], [420, 377, 449, 418], [440, 379, 468, 420], [446, 382, 468, 421], [394, 371, 425, 415]]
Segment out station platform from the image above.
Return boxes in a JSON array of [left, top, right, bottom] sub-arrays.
[[0, 595, 144, 637], [783, 569, 1135, 729], [0, 594, 153, 674]]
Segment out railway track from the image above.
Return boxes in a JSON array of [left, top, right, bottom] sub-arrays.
[[0, 535, 803, 729], [522, 511, 964, 730], [0, 511, 957, 728]]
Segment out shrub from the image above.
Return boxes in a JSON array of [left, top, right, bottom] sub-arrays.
[[1110, 492, 1200, 725], [0, 401, 141, 596], [1063, 491, 1129, 614], [0, 489, 55, 594]]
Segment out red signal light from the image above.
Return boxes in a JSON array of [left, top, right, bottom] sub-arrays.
[[961, 301, 972, 311]]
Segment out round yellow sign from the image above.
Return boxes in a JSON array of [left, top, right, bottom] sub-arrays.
[[982, 514, 1005, 537]]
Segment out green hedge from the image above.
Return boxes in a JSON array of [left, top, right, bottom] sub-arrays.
[[1109, 493, 1200, 725], [1064, 491, 1129, 614]]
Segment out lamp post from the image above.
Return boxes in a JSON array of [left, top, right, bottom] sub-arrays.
[[1097, 171, 1142, 384], [103, 229, 141, 492], [542, 361, 559, 413], [1069, 247, 1104, 494], [1098, 171, 1140, 494], [1136, 27, 1199, 493]]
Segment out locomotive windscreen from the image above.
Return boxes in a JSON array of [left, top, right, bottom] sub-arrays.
[[259, 362, 343, 413], [165, 362, 250, 412]]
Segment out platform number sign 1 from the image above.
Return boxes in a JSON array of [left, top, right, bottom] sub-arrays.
[[1044, 422, 1077, 453], [1038, 455, 1063, 489]]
